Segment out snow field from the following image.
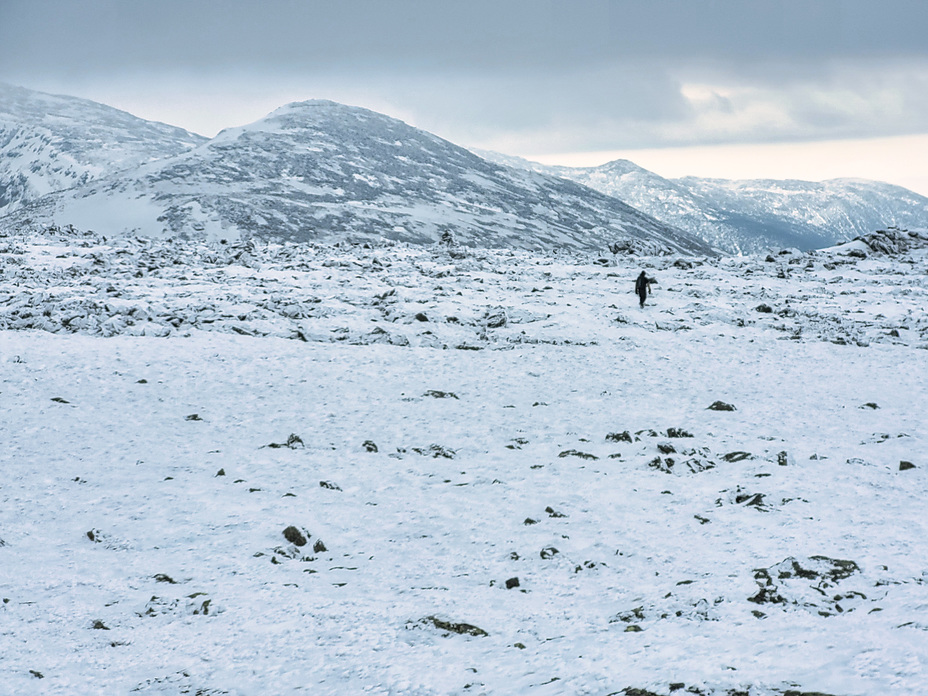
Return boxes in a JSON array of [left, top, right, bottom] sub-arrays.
[[1, 232, 927, 694]]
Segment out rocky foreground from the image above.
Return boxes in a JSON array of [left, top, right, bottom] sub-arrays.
[[1, 226, 927, 350], [1, 226, 927, 695]]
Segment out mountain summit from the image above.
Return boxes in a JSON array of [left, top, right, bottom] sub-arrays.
[[1, 94, 713, 254], [0, 83, 206, 212]]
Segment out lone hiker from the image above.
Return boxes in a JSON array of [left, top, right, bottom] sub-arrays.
[[635, 270, 656, 307]]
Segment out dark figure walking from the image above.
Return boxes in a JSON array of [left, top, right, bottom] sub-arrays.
[[635, 271, 656, 307]]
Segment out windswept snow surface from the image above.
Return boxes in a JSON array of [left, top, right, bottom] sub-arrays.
[[2, 228, 928, 695]]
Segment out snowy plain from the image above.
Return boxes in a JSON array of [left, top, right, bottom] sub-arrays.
[[1, 228, 927, 695]]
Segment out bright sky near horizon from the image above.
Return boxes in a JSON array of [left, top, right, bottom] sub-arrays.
[[2, 0, 927, 195]]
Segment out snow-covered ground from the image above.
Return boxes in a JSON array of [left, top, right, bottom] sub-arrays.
[[1, 228, 927, 695]]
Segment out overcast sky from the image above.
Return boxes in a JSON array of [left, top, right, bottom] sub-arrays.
[[2, 0, 927, 193]]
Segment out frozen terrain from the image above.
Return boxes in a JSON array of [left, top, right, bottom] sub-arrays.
[[1, 227, 927, 695]]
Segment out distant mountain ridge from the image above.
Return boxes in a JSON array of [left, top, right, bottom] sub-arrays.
[[0, 82, 206, 212], [476, 151, 928, 254], [0, 92, 713, 255]]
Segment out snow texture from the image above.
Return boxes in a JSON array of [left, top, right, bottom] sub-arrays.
[[2, 225, 927, 695]]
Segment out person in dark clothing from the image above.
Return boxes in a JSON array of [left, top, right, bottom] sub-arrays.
[[635, 271, 656, 307]]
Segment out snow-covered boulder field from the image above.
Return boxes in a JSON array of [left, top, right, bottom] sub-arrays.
[[1, 226, 927, 695]]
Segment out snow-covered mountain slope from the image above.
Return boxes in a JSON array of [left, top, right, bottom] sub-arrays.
[[0, 83, 206, 212], [478, 151, 928, 254], [2, 226, 927, 695], [0, 100, 714, 255], [677, 176, 928, 252]]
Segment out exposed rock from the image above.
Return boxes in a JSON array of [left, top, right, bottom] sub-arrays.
[[424, 390, 459, 399], [558, 449, 599, 460], [267, 433, 304, 449], [412, 444, 455, 459], [900, 461, 916, 471], [540, 547, 559, 559], [707, 401, 736, 411], [282, 526, 308, 547], [421, 615, 488, 637], [484, 308, 508, 328], [665, 428, 693, 438], [362, 440, 379, 453], [605, 431, 633, 443], [505, 577, 520, 589], [749, 556, 864, 616]]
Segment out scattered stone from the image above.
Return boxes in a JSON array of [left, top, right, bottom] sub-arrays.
[[424, 390, 459, 399], [267, 433, 304, 449], [215, 468, 225, 477], [721, 451, 752, 462], [749, 556, 863, 615], [185, 413, 202, 421], [707, 401, 736, 411], [421, 615, 488, 637], [860, 402, 880, 410], [605, 431, 633, 443], [91, 620, 110, 630], [319, 480, 342, 490], [51, 397, 70, 404], [312, 539, 327, 554], [648, 456, 676, 473], [412, 444, 455, 459], [694, 515, 710, 525], [900, 461, 916, 471], [362, 440, 379, 453], [665, 428, 693, 438], [505, 577, 520, 589], [414, 312, 429, 322], [545, 506, 567, 518], [777, 451, 790, 467], [735, 492, 766, 507], [513, 642, 526, 649], [558, 449, 598, 460], [30, 670, 44, 679], [484, 308, 508, 328], [540, 547, 559, 559], [523, 518, 538, 525], [657, 443, 676, 454], [86, 529, 100, 542], [755, 303, 773, 313], [282, 526, 308, 547], [154, 574, 177, 584]]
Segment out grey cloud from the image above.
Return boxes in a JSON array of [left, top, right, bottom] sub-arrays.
[[3, 0, 928, 153]]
